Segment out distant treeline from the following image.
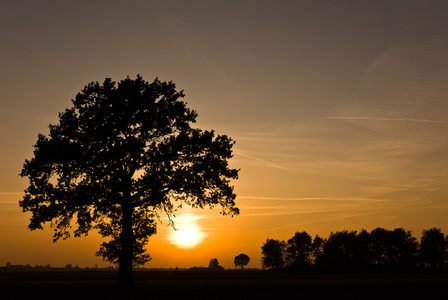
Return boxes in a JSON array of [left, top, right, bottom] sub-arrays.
[[0, 264, 187, 272], [261, 227, 448, 271], [1, 263, 117, 272]]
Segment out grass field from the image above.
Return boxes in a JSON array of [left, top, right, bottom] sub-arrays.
[[2, 270, 448, 299]]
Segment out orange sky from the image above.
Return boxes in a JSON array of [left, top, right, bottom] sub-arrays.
[[1, 0, 448, 269]]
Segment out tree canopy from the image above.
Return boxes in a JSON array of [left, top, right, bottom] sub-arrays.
[[234, 253, 250, 270], [261, 238, 286, 270], [420, 227, 448, 269], [285, 231, 313, 267], [20, 75, 239, 286]]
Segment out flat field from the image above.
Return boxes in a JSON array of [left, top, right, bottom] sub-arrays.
[[1, 270, 448, 299]]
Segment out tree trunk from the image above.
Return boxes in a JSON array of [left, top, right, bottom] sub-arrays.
[[118, 199, 134, 288]]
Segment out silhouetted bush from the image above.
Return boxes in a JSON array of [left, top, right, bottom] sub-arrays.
[[208, 258, 224, 270]]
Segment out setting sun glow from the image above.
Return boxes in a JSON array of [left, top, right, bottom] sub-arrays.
[[168, 213, 207, 249]]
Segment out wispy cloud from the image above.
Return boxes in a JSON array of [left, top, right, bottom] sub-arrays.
[[327, 116, 448, 124], [234, 149, 295, 171], [237, 195, 386, 202]]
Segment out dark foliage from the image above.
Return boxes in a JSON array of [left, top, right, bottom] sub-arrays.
[[319, 230, 359, 267], [261, 238, 286, 269], [420, 227, 448, 269], [285, 231, 313, 267], [285, 231, 323, 268]]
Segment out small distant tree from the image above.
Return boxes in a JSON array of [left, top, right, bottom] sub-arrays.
[[370, 227, 390, 265], [261, 238, 286, 269], [388, 228, 418, 267], [234, 253, 250, 270], [354, 230, 372, 266], [311, 235, 325, 264], [208, 258, 223, 270], [370, 227, 418, 267], [285, 231, 313, 267], [320, 231, 358, 267], [420, 228, 448, 269]]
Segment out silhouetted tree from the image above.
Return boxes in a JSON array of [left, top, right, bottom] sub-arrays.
[[354, 229, 372, 266], [370, 227, 390, 265], [285, 231, 313, 267], [209, 258, 224, 270], [420, 228, 448, 269], [369, 227, 418, 268], [234, 253, 250, 270], [261, 238, 286, 269], [20, 75, 239, 287], [319, 231, 358, 268], [388, 228, 418, 267], [311, 235, 325, 264]]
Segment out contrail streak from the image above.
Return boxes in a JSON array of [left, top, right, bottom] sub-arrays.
[[234, 149, 295, 171]]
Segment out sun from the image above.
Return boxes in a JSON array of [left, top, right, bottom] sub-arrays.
[[170, 224, 205, 248], [168, 213, 207, 249]]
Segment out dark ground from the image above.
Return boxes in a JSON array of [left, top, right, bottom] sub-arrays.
[[1, 270, 448, 300]]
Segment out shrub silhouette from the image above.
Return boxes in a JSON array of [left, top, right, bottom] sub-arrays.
[[209, 258, 224, 270]]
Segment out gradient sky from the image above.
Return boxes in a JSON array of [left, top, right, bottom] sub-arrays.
[[1, 0, 448, 269]]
